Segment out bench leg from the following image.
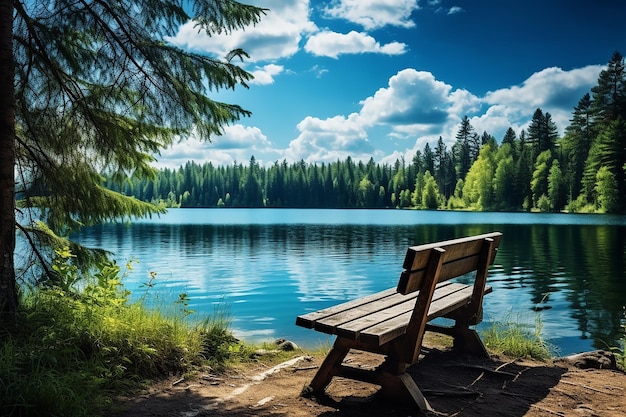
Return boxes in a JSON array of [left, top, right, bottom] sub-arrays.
[[304, 340, 432, 412], [452, 326, 489, 358], [376, 368, 432, 411], [307, 339, 350, 392]]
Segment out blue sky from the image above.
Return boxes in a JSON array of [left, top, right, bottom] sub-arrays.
[[156, 0, 626, 168]]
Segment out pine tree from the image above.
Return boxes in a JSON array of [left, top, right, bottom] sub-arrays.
[[591, 51, 626, 126], [581, 118, 626, 208], [562, 94, 593, 199], [1, 1, 266, 314], [527, 108, 558, 156]]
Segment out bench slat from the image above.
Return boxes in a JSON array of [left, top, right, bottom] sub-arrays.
[[296, 281, 492, 347], [398, 232, 501, 295], [359, 285, 492, 346], [295, 288, 398, 329], [402, 232, 502, 270], [296, 282, 457, 333], [332, 282, 466, 340], [399, 254, 483, 294]]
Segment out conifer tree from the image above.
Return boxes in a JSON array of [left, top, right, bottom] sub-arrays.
[[562, 94, 593, 199], [0, 1, 266, 314], [591, 51, 626, 126]]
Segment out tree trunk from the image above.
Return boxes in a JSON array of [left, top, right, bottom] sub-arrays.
[[0, 0, 17, 317]]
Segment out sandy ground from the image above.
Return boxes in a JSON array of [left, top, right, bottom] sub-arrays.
[[106, 343, 626, 417], [108, 340, 626, 417]]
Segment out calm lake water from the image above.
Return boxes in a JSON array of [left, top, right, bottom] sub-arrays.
[[72, 209, 626, 356]]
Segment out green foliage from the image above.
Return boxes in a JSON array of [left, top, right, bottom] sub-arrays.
[[595, 166, 620, 213], [531, 150, 553, 209], [482, 312, 554, 361], [493, 148, 516, 210], [0, 249, 242, 416], [613, 306, 626, 370], [547, 160, 567, 211], [5, 0, 267, 313], [462, 145, 495, 210], [421, 171, 441, 209]]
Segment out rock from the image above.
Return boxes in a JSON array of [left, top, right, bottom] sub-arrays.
[[275, 338, 298, 351], [557, 350, 617, 369]]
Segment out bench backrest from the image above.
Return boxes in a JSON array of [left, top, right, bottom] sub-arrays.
[[395, 232, 502, 363], [397, 232, 502, 295]]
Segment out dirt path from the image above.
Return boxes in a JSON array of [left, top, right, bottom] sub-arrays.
[[107, 347, 626, 417]]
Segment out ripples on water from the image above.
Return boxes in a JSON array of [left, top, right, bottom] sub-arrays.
[[69, 209, 626, 355]]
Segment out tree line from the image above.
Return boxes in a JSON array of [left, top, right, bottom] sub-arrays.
[[109, 52, 626, 213]]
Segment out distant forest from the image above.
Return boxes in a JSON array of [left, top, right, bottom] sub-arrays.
[[107, 52, 626, 213]]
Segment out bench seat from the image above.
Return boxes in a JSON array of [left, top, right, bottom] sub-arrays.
[[296, 281, 492, 346]]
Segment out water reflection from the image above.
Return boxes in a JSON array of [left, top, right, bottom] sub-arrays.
[[73, 212, 626, 355]]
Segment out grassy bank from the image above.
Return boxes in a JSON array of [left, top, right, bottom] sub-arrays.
[[0, 249, 250, 417], [481, 312, 554, 361]]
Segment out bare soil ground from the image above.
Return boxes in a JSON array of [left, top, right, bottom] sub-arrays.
[[106, 343, 626, 417]]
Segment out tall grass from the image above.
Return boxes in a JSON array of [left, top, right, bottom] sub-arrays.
[[0, 247, 244, 417], [481, 311, 554, 361], [613, 306, 626, 370]]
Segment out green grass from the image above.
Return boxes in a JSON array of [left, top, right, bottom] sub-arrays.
[[481, 311, 555, 361], [612, 306, 626, 370], [0, 248, 247, 417]]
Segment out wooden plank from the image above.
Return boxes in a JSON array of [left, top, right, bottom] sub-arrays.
[[402, 232, 502, 270], [358, 285, 492, 346], [295, 288, 397, 328], [313, 292, 417, 334], [313, 283, 456, 334], [332, 282, 467, 341], [397, 233, 501, 295], [398, 255, 483, 294]]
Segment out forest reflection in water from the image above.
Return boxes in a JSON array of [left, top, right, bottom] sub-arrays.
[[73, 209, 626, 355]]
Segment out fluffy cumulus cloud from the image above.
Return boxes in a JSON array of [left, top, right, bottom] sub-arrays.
[[165, 0, 317, 62], [283, 63, 603, 164], [484, 65, 604, 134], [360, 69, 453, 126], [304, 30, 406, 58], [249, 64, 284, 85], [155, 125, 274, 168], [284, 69, 481, 162], [323, 0, 420, 30], [284, 114, 375, 163]]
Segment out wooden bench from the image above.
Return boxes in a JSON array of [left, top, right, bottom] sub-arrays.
[[295, 232, 502, 411]]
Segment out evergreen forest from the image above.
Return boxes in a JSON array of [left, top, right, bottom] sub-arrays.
[[108, 52, 626, 213]]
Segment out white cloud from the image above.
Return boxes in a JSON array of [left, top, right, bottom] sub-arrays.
[[165, 0, 317, 62], [360, 69, 454, 127], [249, 64, 284, 85], [484, 65, 603, 134], [447, 6, 464, 15], [154, 124, 275, 168], [282, 64, 601, 164], [468, 105, 523, 141], [304, 30, 407, 58], [284, 113, 376, 163], [323, 0, 420, 30]]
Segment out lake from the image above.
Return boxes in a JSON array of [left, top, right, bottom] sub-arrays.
[[72, 208, 626, 356]]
